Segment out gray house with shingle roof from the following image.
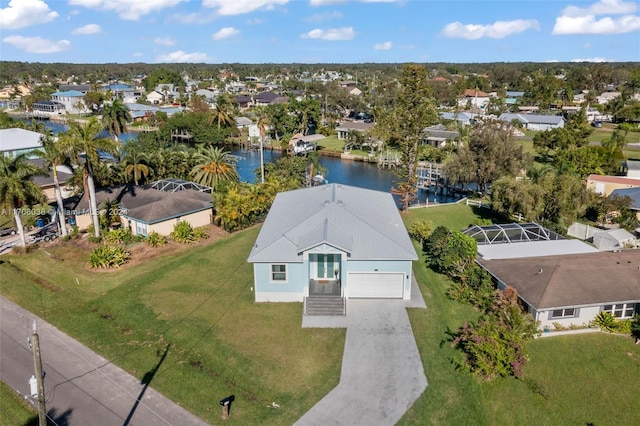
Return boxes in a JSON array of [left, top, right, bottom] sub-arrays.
[[62, 181, 213, 236], [247, 184, 417, 303], [479, 251, 640, 330]]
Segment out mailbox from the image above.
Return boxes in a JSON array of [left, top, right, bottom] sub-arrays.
[[220, 395, 235, 406]]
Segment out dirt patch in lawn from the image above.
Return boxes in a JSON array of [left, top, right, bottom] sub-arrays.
[[51, 225, 231, 271]]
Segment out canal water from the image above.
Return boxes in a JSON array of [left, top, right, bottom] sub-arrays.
[[20, 118, 455, 204]]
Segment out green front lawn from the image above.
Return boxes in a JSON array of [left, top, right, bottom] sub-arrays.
[[0, 229, 344, 425], [0, 381, 37, 425], [1, 204, 639, 425]]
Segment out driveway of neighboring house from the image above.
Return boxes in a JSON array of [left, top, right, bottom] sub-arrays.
[[296, 276, 428, 426]]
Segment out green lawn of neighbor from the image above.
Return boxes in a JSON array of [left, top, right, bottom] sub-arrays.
[[2, 204, 639, 425], [398, 204, 640, 425], [316, 135, 344, 153], [0, 381, 38, 426]]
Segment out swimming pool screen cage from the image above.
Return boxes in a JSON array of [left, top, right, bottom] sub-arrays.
[[462, 222, 564, 245], [148, 178, 213, 194]]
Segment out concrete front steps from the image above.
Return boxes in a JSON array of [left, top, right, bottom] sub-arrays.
[[304, 296, 346, 316]]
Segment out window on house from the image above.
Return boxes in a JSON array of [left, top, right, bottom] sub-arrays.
[[603, 303, 636, 319], [271, 264, 287, 282], [550, 308, 576, 319]]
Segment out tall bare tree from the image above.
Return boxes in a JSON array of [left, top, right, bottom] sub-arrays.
[[378, 64, 438, 212]]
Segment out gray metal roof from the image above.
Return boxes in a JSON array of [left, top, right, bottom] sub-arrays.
[[498, 113, 564, 125], [0, 128, 43, 152], [247, 184, 417, 263], [477, 239, 598, 260]]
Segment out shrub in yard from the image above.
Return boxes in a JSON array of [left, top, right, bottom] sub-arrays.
[[452, 287, 539, 381], [592, 311, 617, 332], [408, 220, 433, 245], [88, 236, 102, 244], [103, 228, 133, 245], [170, 221, 207, 244], [615, 319, 632, 335], [632, 315, 640, 341], [193, 227, 208, 240], [89, 245, 130, 269], [146, 231, 167, 247], [446, 264, 494, 310]]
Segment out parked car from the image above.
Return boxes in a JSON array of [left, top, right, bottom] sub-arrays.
[[0, 227, 17, 237], [28, 227, 58, 243]]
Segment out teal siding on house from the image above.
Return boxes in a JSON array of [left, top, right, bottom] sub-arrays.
[[254, 262, 307, 302]]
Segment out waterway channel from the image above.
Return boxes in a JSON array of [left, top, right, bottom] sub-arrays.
[[20, 118, 456, 204]]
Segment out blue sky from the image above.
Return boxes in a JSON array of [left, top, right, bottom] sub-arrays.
[[1, 0, 639, 64]]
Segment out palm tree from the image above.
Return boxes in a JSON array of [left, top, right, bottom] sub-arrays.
[[35, 134, 69, 236], [0, 154, 47, 247], [256, 108, 271, 184], [58, 118, 120, 237], [190, 147, 239, 190], [122, 148, 151, 185], [102, 99, 131, 142], [208, 94, 235, 130]]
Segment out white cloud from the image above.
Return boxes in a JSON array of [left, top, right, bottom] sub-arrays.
[[154, 36, 175, 46], [247, 18, 264, 25], [0, 0, 59, 30], [560, 0, 637, 17], [203, 0, 288, 15], [307, 11, 343, 22], [3, 35, 70, 53], [310, 0, 399, 5], [72, 24, 101, 35], [553, 0, 640, 34], [373, 41, 392, 50], [553, 14, 640, 34], [309, 0, 346, 6], [442, 19, 540, 39], [212, 27, 240, 40], [173, 12, 216, 24], [155, 50, 208, 63], [68, 0, 184, 21], [301, 27, 355, 40], [571, 57, 614, 62]]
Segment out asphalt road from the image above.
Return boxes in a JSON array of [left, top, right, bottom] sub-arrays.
[[0, 296, 209, 426]]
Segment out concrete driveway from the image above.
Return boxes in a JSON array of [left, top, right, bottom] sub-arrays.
[[296, 276, 428, 426]]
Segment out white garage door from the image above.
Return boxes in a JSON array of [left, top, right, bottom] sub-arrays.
[[347, 272, 404, 299]]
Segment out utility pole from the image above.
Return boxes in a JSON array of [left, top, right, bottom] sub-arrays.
[[31, 320, 47, 426]]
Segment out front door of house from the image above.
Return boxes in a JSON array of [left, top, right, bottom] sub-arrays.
[[315, 254, 338, 279]]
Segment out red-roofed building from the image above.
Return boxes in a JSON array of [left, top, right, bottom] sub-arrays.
[[457, 88, 493, 110], [586, 174, 640, 196]]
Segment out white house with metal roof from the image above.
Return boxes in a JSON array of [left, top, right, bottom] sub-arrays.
[[498, 113, 565, 131], [0, 128, 43, 157], [247, 184, 417, 307], [51, 90, 88, 114]]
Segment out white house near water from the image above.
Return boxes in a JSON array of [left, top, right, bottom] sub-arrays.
[[247, 184, 417, 306]]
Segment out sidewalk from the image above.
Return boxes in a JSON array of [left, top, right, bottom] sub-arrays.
[[0, 296, 209, 426]]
